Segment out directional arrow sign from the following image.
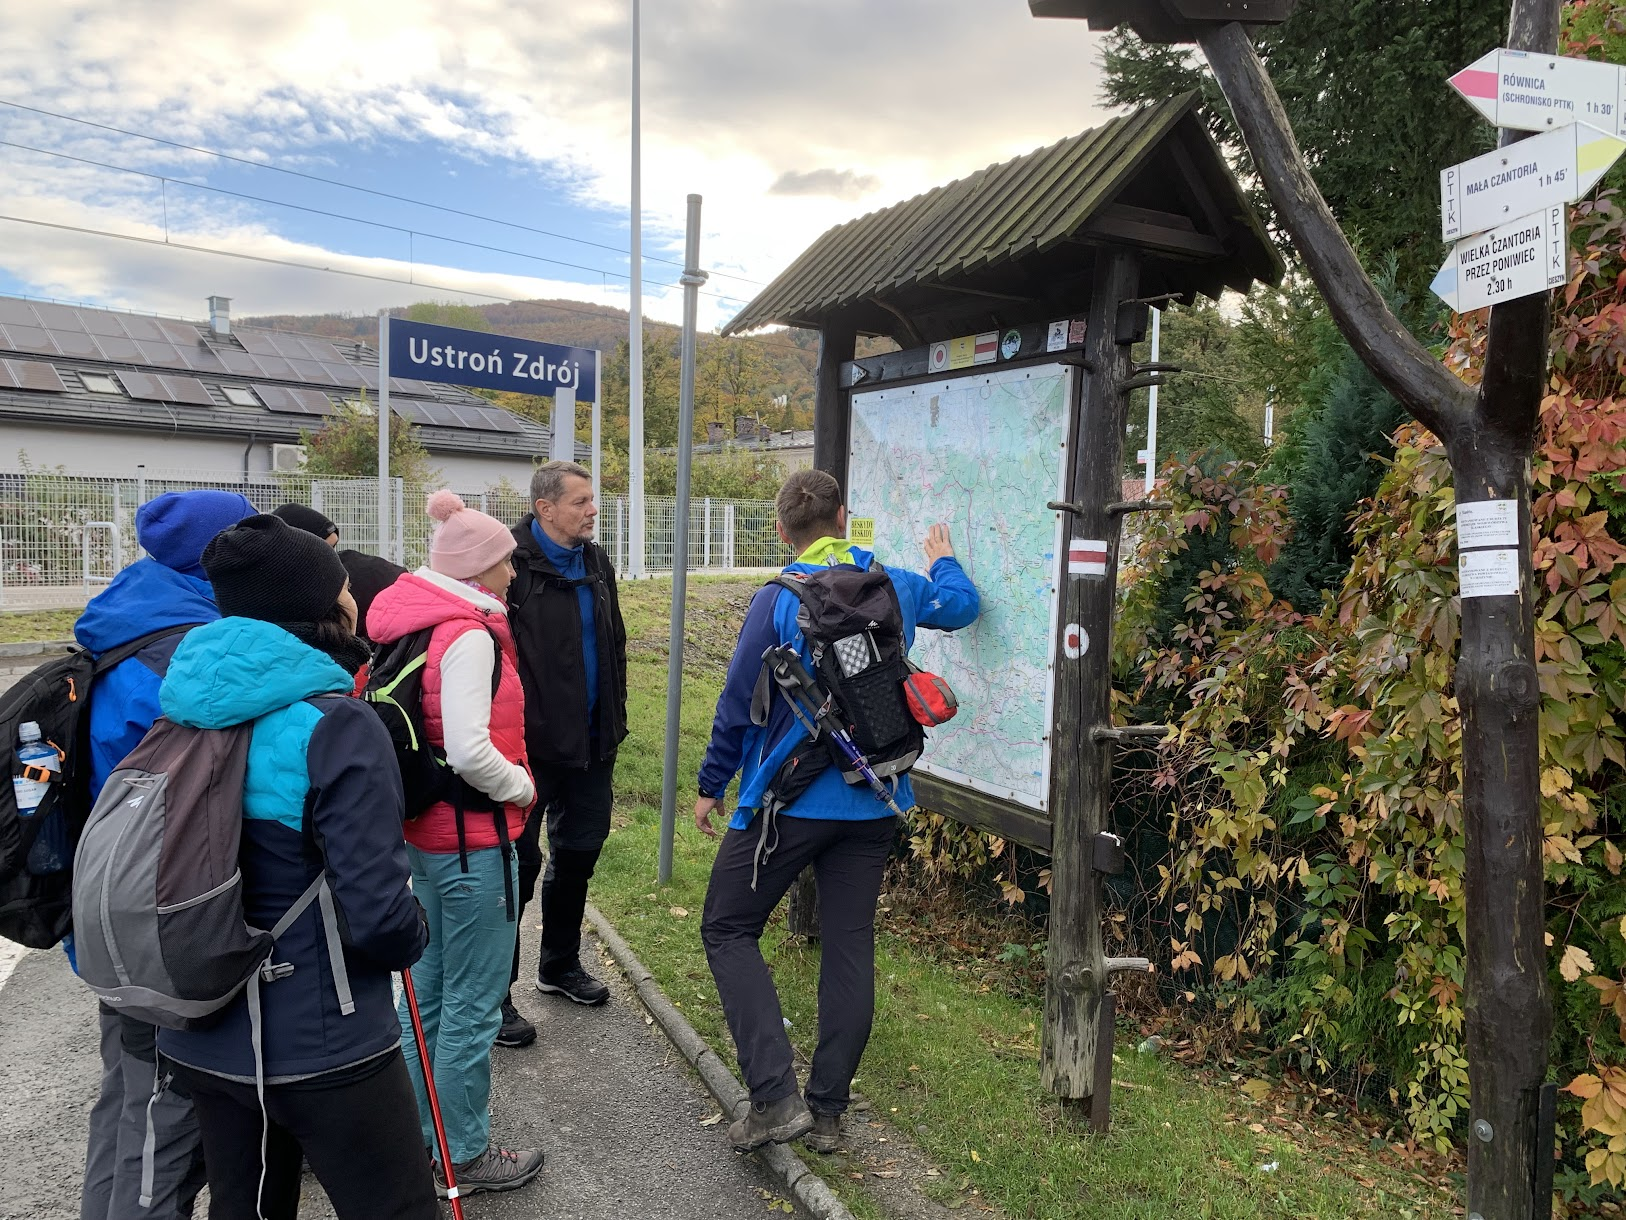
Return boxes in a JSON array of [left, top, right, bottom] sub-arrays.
[[1451, 48, 1626, 136], [1441, 121, 1624, 241], [1432, 206, 1568, 313]]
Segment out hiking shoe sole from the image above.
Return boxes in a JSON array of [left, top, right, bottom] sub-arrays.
[[435, 1152, 545, 1198], [730, 1108, 814, 1152], [535, 979, 609, 1006]]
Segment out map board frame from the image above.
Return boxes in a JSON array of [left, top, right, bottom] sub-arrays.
[[844, 359, 1080, 850]]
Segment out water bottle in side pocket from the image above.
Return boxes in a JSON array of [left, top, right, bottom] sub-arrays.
[[13, 722, 66, 875]]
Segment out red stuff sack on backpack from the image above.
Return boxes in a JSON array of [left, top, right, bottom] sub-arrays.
[[903, 666, 958, 727]]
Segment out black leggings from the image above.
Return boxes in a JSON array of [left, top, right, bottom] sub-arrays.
[[166, 1049, 437, 1220]]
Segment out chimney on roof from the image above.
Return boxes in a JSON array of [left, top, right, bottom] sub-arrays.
[[207, 296, 231, 338], [734, 415, 757, 441], [706, 421, 725, 444]]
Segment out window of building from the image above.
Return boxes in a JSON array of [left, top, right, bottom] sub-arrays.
[[80, 371, 121, 394], [221, 385, 260, 407]]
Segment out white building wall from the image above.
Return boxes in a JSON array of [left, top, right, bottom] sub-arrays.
[[1, 421, 538, 490]]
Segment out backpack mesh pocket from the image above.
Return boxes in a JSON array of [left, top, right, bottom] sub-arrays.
[[833, 656, 915, 753]]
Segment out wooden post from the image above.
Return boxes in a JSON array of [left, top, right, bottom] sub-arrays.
[[1042, 247, 1139, 1102], [1194, 6, 1558, 1213], [786, 318, 860, 939]]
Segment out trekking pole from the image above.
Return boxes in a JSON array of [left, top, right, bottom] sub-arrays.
[[401, 968, 466, 1220]]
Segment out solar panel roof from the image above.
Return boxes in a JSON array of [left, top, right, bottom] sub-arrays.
[[255, 384, 336, 416], [115, 370, 216, 407], [0, 358, 66, 393]]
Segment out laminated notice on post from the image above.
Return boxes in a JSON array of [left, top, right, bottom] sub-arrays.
[[1459, 548, 1522, 598], [1457, 499, 1521, 550]]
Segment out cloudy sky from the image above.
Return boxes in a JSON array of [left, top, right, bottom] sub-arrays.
[[0, 2, 1113, 331]]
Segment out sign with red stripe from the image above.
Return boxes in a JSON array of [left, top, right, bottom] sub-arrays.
[[973, 331, 998, 365], [1068, 538, 1108, 577]]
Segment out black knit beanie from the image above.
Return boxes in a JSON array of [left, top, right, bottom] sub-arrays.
[[272, 502, 339, 542], [203, 514, 349, 624]]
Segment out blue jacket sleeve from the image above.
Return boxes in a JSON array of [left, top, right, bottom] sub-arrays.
[[88, 660, 163, 803], [698, 586, 782, 799], [304, 699, 427, 972], [911, 556, 981, 632]]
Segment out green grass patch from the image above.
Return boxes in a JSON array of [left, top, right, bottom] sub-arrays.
[[596, 579, 1453, 1220], [0, 609, 80, 645]]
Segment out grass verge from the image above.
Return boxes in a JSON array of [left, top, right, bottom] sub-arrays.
[[596, 578, 1455, 1220], [0, 609, 79, 645]]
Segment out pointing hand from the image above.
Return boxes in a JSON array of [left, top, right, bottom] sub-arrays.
[[924, 523, 954, 564]]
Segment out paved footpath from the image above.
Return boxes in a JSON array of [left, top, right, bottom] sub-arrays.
[[0, 936, 798, 1220], [0, 648, 802, 1220]]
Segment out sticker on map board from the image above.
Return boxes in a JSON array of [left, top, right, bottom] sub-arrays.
[[1063, 622, 1088, 659], [1459, 548, 1521, 598], [973, 332, 999, 365], [1046, 320, 1069, 352], [999, 329, 1022, 360], [1457, 498, 1521, 550], [848, 517, 875, 546], [948, 335, 976, 369], [1068, 319, 1088, 345], [1068, 538, 1108, 577], [928, 342, 949, 373]]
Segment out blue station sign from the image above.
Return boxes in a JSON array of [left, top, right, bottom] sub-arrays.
[[388, 318, 598, 400]]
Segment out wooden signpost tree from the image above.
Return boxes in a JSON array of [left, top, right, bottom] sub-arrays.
[[1032, 1, 1563, 1215]]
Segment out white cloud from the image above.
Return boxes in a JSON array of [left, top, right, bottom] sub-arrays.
[[0, 1, 1115, 323]]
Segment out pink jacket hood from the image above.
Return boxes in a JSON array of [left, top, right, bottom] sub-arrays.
[[367, 568, 504, 644]]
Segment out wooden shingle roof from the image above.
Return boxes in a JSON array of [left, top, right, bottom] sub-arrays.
[[723, 95, 1281, 342]]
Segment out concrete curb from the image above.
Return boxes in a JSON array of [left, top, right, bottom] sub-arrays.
[[585, 903, 855, 1220], [0, 639, 75, 659]]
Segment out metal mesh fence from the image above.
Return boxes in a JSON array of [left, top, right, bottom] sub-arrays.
[[0, 469, 786, 611]]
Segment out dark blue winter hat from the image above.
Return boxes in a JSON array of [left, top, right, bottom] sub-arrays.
[[136, 490, 257, 578]]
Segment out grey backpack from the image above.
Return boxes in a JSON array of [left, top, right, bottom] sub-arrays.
[[71, 718, 352, 1030]]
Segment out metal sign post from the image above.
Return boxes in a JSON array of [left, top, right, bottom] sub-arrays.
[[658, 194, 707, 884], [378, 310, 391, 562], [628, 0, 646, 579]]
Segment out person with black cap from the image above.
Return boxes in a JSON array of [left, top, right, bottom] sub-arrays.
[[271, 502, 339, 547], [153, 515, 436, 1219]]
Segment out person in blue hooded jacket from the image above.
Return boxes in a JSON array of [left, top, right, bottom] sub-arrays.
[[156, 515, 435, 1220], [694, 469, 980, 1155], [74, 489, 253, 1220]]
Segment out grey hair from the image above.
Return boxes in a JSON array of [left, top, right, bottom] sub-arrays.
[[530, 460, 592, 505]]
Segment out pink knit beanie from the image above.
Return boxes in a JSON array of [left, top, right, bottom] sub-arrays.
[[426, 490, 515, 580]]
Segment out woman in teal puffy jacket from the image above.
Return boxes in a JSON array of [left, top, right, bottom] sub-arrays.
[[155, 516, 435, 1220]]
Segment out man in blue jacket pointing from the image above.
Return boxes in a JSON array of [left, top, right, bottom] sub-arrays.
[[695, 469, 980, 1154]]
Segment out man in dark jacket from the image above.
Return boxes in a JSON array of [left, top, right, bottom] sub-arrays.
[[502, 460, 628, 1043], [74, 489, 255, 1220]]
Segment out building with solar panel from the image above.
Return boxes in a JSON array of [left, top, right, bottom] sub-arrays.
[[0, 294, 558, 487]]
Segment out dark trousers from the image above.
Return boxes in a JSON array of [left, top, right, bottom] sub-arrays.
[[167, 1050, 437, 1220], [512, 756, 615, 985], [701, 814, 896, 1115]]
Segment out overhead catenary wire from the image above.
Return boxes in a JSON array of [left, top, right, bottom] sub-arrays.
[[0, 138, 760, 309], [0, 211, 820, 360], [0, 99, 764, 287]]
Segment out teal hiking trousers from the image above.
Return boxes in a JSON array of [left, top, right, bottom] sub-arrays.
[[397, 843, 518, 1164]]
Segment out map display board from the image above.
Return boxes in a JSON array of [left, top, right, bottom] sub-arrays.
[[847, 363, 1071, 812]]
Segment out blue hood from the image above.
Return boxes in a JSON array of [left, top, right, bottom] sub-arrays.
[[161, 618, 354, 729], [74, 559, 219, 655]]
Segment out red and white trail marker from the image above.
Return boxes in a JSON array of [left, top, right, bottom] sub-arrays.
[[1451, 48, 1626, 137], [1068, 538, 1108, 578]]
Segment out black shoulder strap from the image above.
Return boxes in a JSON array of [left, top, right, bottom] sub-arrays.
[[92, 623, 203, 676]]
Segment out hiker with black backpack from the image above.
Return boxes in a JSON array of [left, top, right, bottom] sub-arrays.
[[71, 489, 254, 1220], [694, 469, 980, 1154], [365, 491, 544, 1198], [121, 514, 436, 1219]]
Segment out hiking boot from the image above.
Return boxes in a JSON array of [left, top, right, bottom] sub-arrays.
[[536, 967, 609, 1006], [495, 995, 536, 1048], [434, 1145, 545, 1197], [802, 1111, 841, 1154], [728, 1094, 814, 1152]]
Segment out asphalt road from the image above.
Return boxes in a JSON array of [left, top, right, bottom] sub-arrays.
[[0, 648, 800, 1220]]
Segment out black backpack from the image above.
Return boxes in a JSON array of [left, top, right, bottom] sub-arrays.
[[751, 564, 923, 815], [0, 626, 196, 948], [363, 627, 516, 916]]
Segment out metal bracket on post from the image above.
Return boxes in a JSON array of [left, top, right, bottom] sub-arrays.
[[1091, 725, 1172, 744], [1533, 1081, 1558, 1210], [1106, 499, 1173, 517], [1088, 989, 1118, 1133], [1093, 831, 1126, 876]]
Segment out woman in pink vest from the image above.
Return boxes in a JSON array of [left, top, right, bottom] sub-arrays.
[[366, 491, 543, 1198]]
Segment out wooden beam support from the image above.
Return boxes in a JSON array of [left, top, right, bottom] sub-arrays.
[[1080, 215, 1227, 259], [1042, 245, 1139, 1106]]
